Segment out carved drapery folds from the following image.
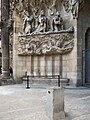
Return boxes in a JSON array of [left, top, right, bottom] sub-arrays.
[[62, 0, 79, 19], [10, 0, 66, 34], [17, 32, 74, 55], [21, 8, 64, 34], [62, 0, 85, 19]]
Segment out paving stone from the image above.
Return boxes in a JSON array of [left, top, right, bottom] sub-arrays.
[[0, 84, 90, 120]]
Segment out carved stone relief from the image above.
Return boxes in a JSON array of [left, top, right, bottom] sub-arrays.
[[17, 32, 74, 55], [62, 0, 79, 19], [34, 10, 47, 33], [53, 11, 64, 32], [10, 0, 75, 35], [20, 9, 64, 35], [62, 0, 85, 19], [22, 10, 33, 34]]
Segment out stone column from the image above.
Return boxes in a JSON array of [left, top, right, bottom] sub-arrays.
[[1, 0, 10, 80]]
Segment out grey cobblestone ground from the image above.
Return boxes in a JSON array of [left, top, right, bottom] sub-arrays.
[[0, 84, 90, 120]]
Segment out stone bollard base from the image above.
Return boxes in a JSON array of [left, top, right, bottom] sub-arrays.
[[46, 87, 65, 120]]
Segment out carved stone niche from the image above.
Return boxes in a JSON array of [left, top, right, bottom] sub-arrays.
[[17, 31, 74, 55]]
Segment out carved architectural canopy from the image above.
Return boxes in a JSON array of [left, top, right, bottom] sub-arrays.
[[17, 31, 74, 55], [10, 0, 84, 20]]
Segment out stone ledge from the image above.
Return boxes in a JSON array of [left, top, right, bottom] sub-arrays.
[[18, 29, 74, 37]]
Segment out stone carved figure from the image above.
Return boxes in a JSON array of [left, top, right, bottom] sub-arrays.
[[12, 0, 77, 34], [32, 8, 39, 29], [48, 8, 54, 31], [62, 0, 70, 13], [32, 8, 39, 31], [23, 11, 33, 34], [53, 12, 63, 32], [62, 0, 79, 19], [34, 10, 47, 33], [69, 0, 79, 19]]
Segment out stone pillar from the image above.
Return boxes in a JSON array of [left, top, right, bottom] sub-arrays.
[[46, 87, 65, 120], [1, 0, 10, 80]]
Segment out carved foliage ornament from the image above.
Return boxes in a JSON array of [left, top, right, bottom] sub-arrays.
[[17, 33, 74, 55], [9, 0, 56, 16]]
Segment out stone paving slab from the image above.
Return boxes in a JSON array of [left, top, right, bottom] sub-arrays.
[[65, 87, 90, 120], [0, 84, 90, 120]]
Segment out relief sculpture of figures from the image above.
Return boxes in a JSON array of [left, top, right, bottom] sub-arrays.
[[23, 11, 33, 34], [15, 0, 77, 35], [53, 11, 63, 32], [34, 10, 47, 33]]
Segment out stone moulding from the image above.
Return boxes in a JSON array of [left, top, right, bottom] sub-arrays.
[[17, 31, 74, 55]]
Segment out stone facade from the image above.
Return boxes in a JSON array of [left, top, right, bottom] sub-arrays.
[[1, 0, 90, 86], [12, 0, 77, 85]]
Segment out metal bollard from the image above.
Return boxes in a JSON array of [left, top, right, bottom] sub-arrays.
[[25, 71, 27, 77], [26, 75, 30, 89], [58, 75, 60, 87]]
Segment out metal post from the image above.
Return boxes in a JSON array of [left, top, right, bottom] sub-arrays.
[[26, 75, 30, 89], [58, 75, 60, 87]]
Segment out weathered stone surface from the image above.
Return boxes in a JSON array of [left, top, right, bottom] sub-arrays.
[[1, 0, 10, 80], [12, 0, 76, 84], [10, 0, 90, 86], [46, 87, 65, 120], [17, 32, 74, 55]]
